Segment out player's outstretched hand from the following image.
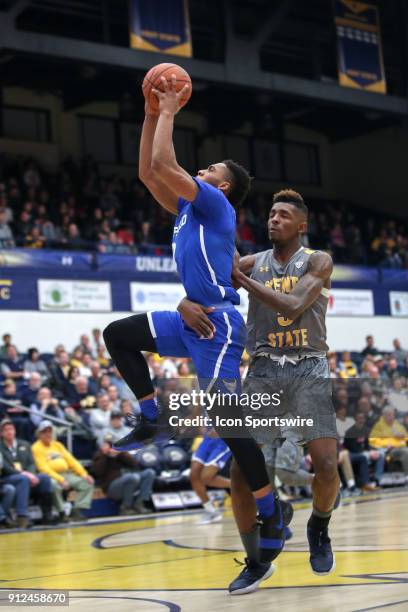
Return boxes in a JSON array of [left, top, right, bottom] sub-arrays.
[[152, 74, 190, 116], [177, 298, 216, 339]]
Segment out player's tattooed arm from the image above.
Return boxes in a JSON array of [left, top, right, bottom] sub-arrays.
[[151, 75, 198, 202], [232, 251, 332, 320], [139, 101, 179, 215]]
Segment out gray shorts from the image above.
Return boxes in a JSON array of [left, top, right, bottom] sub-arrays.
[[243, 356, 337, 445]]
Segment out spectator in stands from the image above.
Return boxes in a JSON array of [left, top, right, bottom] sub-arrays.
[[336, 404, 354, 442], [64, 223, 83, 250], [0, 209, 15, 248], [334, 386, 352, 428], [392, 339, 407, 366], [91, 434, 154, 515], [32, 420, 94, 521], [29, 387, 64, 428], [387, 378, 408, 415], [24, 226, 45, 249], [21, 372, 43, 405], [356, 396, 379, 430], [0, 333, 13, 358], [369, 406, 408, 474], [76, 334, 94, 357], [101, 410, 131, 444], [107, 385, 121, 411], [99, 373, 111, 392], [87, 362, 102, 396], [96, 345, 110, 368], [0, 380, 33, 441], [92, 328, 103, 353], [120, 398, 139, 419], [15, 210, 32, 241], [70, 348, 84, 368], [48, 350, 71, 398], [386, 357, 402, 381], [344, 412, 384, 488], [361, 335, 378, 358], [0, 420, 30, 528], [66, 376, 95, 409], [108, 366, 136, 405], [371, 355, 389, 381], [1, 345, 24, 380], [23, 348, 49, 380], [0, 419, 54, 524], [89, 393, 112, 444], [67, 366, 80, 385], [339, 351, 358, 378], [79, 354, 93, 378], [0, 475, 16, 529]]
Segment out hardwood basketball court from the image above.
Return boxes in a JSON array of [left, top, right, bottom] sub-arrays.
[[0, 488, 407, 611]]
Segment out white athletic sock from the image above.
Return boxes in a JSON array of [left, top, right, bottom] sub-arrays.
[[347, 479, 356, 489], [203, 501, 217, 514]]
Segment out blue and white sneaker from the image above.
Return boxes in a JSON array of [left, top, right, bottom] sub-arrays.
[[228, 558, 275, 595], [307, 527, 336, 575]]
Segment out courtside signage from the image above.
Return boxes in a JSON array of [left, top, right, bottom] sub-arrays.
[[130, 282, 185, 312], [389, 291, 408, 317], [327, 289, 374, 316], [38, 280, 112, 312]]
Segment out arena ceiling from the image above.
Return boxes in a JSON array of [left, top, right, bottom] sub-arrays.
[[0, 0, 407, 141]]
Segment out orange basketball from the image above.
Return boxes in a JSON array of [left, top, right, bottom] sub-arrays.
[[142, 63, 192, 112]]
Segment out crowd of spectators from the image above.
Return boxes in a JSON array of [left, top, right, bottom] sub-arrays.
[[0, 327, 407, 529], [0, 155, 407, 267]]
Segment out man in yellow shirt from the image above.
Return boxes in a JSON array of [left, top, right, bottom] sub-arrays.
[[32, 420, 94, 521], [369, 406, 408, 475]]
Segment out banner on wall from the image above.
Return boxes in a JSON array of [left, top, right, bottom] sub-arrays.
[[130, 282, 250, 316], [0, 249, 93, 270], [38, 280, 111, 312], [130, 282, 185, 312], [389, 292, 408, 317], [334, 0, 386, 93], [327, 289, 374, 316], [129, 0, 192, 57]]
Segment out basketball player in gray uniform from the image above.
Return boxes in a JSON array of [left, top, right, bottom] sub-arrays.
[[178, 189, 339, 594]]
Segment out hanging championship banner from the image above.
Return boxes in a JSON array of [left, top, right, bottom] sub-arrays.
[[129, 0, 192, 58], [334, 0, 386, 93]]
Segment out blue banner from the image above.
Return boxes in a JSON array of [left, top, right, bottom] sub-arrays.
[[332, 265, 379, 285], [334, 0, 386, 93], [0, 277, 38, 310], [129, 0, 192, 57], [0, 249, 93, 270]]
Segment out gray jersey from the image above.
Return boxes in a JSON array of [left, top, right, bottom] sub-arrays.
[[246, 246, 329, 358]]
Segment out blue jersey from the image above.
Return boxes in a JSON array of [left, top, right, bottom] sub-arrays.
[[172, 178, 240, 307]]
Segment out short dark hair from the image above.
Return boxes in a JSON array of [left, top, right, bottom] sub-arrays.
[[222, 160, 252, 207], [273, 189, 308, 217]]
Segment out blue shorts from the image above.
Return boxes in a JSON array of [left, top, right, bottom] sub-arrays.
[[192, 436, 232, 469], [147, 304, 246, 383]]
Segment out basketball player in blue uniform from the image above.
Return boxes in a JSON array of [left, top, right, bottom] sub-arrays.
[[190, 432, 232, 524], [103, 75, 292, 569]]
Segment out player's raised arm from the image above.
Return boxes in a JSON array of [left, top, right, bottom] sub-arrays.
[[138, 100, 179, 215], [233, 251, 332, 320], [151, 75, 198, 203]]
